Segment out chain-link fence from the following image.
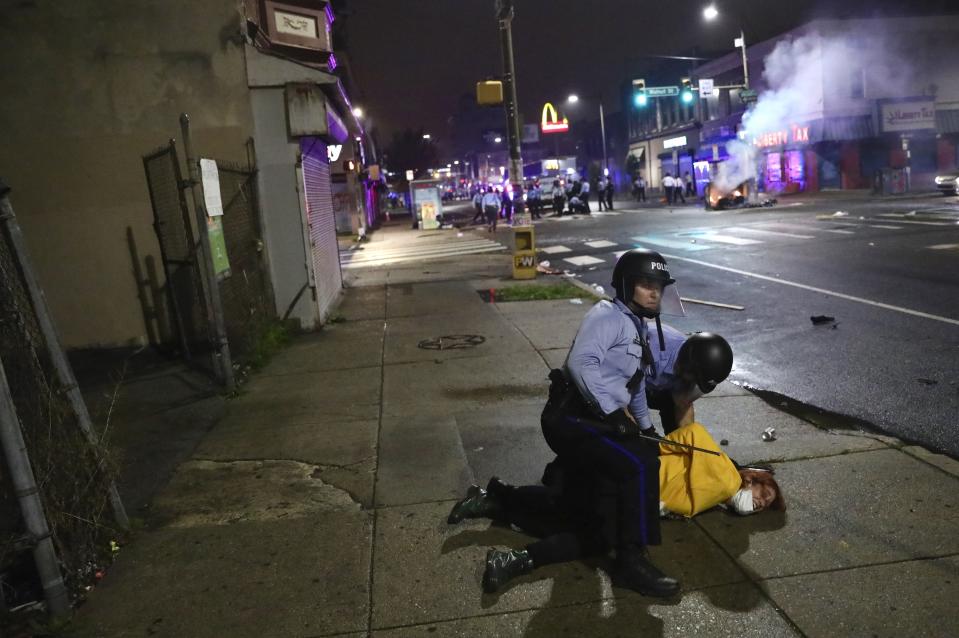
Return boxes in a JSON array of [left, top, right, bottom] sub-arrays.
[[0, 202, 119, 604], [215, 164, 275, 364], [143, 141, 214, 373], [143, 137, 276, 384]]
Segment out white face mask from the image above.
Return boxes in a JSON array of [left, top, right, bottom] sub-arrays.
[[728, 487, 755, 516]]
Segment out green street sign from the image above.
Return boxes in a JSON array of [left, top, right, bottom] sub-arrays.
[[646, 86, 680, 97]]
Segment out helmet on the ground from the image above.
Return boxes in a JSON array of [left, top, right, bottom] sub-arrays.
[[676, 332, 733, 393], [611, 248, 675, 301]]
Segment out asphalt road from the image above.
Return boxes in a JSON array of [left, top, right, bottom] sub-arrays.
[[497, 193, 959, 457]]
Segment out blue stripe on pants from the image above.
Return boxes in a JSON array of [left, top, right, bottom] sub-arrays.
[[578, 425, 649, 547]]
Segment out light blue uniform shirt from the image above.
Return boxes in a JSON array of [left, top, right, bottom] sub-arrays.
[[481, 192, 501, 208], [565, 299, 654, 430], [644, 323, 704, 405]]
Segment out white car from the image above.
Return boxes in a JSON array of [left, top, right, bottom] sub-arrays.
[[934, 169, 959, 196]]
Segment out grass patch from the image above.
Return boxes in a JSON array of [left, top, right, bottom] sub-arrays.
[[246, 321, 291, 371], [493, 281, 598, 302]]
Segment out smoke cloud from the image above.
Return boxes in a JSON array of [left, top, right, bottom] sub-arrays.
[[712, 23, 915, 195]]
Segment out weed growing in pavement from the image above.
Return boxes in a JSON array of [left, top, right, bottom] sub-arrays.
[[493, 282, 600, 302]]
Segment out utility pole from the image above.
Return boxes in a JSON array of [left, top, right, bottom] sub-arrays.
[[495, 0, 525, 216], [738, 29, 750, 90]]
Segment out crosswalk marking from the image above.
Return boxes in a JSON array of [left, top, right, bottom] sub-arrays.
[[585, 240, 618, 248], [928, 243, 959, 250], [631, 235, 713, 251], [340, 236, 505, 269], [563, 255, 606, 266], [541, 245, 573, 254], [685, 232, 762, 246], [342, 239, 498, 260], [727, 226, 815, 239], [867, 224, 903, 230]]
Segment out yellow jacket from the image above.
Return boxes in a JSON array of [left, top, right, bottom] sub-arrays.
[[658, 422, 741, 517]]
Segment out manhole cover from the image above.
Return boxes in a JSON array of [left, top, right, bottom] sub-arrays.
[[417, 335, 486, 350]]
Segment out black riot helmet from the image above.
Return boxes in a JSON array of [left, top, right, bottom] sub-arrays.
[[611, 248, 675, 304], [676, 332, 733, 394]]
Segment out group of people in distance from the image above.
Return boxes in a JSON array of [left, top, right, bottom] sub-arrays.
[[470, 176, 615, 231], [447, 249, 785, 596]]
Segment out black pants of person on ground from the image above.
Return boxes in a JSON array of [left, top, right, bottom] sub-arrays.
[[540, 390, 661, 551], [581, 192, 590, 213], [486, 478, 608, 567]]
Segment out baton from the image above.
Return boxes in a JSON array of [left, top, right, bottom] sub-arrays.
[[567, 416, 722, 456]]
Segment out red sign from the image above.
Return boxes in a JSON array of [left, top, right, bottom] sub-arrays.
[[754, 124, 809, 148]]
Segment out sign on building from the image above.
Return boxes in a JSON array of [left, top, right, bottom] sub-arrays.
[[698, 78, 714, 98], [880, 99, 936, 133]]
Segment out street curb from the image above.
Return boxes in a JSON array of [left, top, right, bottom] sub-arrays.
[[563, 274, 612, 301]]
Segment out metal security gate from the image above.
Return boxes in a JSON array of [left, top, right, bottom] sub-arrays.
[[301, 137, 342, 321]]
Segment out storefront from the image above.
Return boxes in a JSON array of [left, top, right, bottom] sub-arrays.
[[655, 130, 699, 193]]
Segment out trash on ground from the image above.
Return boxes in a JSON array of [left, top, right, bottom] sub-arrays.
[[537, 263, 561, 274], [720, 439, 729, 446], [868, 242, 875, 246], [569, 298, 584, 305], [917, 378, 938, 386], [761, 427, 777, 442], [832, 211, 848, 217], [682, 297, 745, 311], [563, 270, 577, 277], [456, 232, 464, 237], [906, 210, 917, 216], [810, 315, 836, 325], [540, 260, 551, 267], [592, 284, 605, 295]]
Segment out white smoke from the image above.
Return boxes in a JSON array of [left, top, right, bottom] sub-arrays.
[[712, 24, 913, 195]]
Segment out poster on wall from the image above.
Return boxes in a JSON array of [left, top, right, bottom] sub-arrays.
[[199, 159, 231, 279], [879, 99, 935, 133]]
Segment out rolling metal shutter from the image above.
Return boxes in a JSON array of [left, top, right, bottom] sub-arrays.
[[300, 137, 342, 322]]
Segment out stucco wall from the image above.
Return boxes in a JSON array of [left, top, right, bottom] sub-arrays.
[[0, 1, 255, 348]]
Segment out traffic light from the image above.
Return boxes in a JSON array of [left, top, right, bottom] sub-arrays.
[[681, 78, 694, 104], [632, 78, 648, 107]]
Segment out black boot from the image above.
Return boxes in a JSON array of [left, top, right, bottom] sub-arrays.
[[447, 484, 502, 524], [613, 546, 680, 598], [482, 548, 534, 593]]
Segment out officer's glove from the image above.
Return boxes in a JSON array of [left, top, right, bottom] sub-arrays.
[[603, 408, 641, 438]]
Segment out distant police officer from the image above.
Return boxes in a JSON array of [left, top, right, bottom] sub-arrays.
[[478, 249, 684, 597]]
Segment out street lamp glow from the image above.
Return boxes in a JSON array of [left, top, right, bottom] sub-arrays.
[[703, 4, 718, 20], [494, 136, 503, 143], [566, 94, 580, 104], [352, 107, 364, 117], [422, 134, 431, 140], [453, 160, 460, 165]]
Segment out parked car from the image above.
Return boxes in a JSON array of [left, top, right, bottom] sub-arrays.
[[934, 169, 959, 196]]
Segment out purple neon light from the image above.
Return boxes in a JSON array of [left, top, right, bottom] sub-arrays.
[[325, 3, 335, 25], [328, 53, 338, 70]]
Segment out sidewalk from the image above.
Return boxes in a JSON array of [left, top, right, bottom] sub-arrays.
[[68, 251, 959, 637]]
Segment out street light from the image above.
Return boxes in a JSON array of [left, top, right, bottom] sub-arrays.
[[422, 134, 432, 140], [567, 93, 609, 173], [494, 136, 503, 143], [352, 106, 364, 118], [702, 4, 750, 89]]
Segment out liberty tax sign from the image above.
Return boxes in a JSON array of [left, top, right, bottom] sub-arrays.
[[880, 99, 936, 133]]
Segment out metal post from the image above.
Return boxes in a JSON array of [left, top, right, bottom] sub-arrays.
[[496, 0, 525, 215], [599, 102, 608, 173], [0, 359, 71, 616], [179, 114, 235, 391], [0, 185, 129, 530], [740, 29, 750, 90]]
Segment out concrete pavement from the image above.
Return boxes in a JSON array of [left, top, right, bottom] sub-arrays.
[[68, 223, 959, 637]]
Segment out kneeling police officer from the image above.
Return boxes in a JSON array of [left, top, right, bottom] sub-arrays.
[[497, 249, 682, 596]]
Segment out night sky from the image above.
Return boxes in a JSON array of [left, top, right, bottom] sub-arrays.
[[345, 0, 958, 152]]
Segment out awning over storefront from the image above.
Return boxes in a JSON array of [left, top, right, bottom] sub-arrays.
[[812, 115, 874, 141]]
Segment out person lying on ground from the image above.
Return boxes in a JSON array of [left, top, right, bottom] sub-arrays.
[[447, 421, 785, 593]]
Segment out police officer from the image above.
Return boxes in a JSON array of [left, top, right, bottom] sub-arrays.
[[465, 249, 683, 596], [646, 328, 734, 434]]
